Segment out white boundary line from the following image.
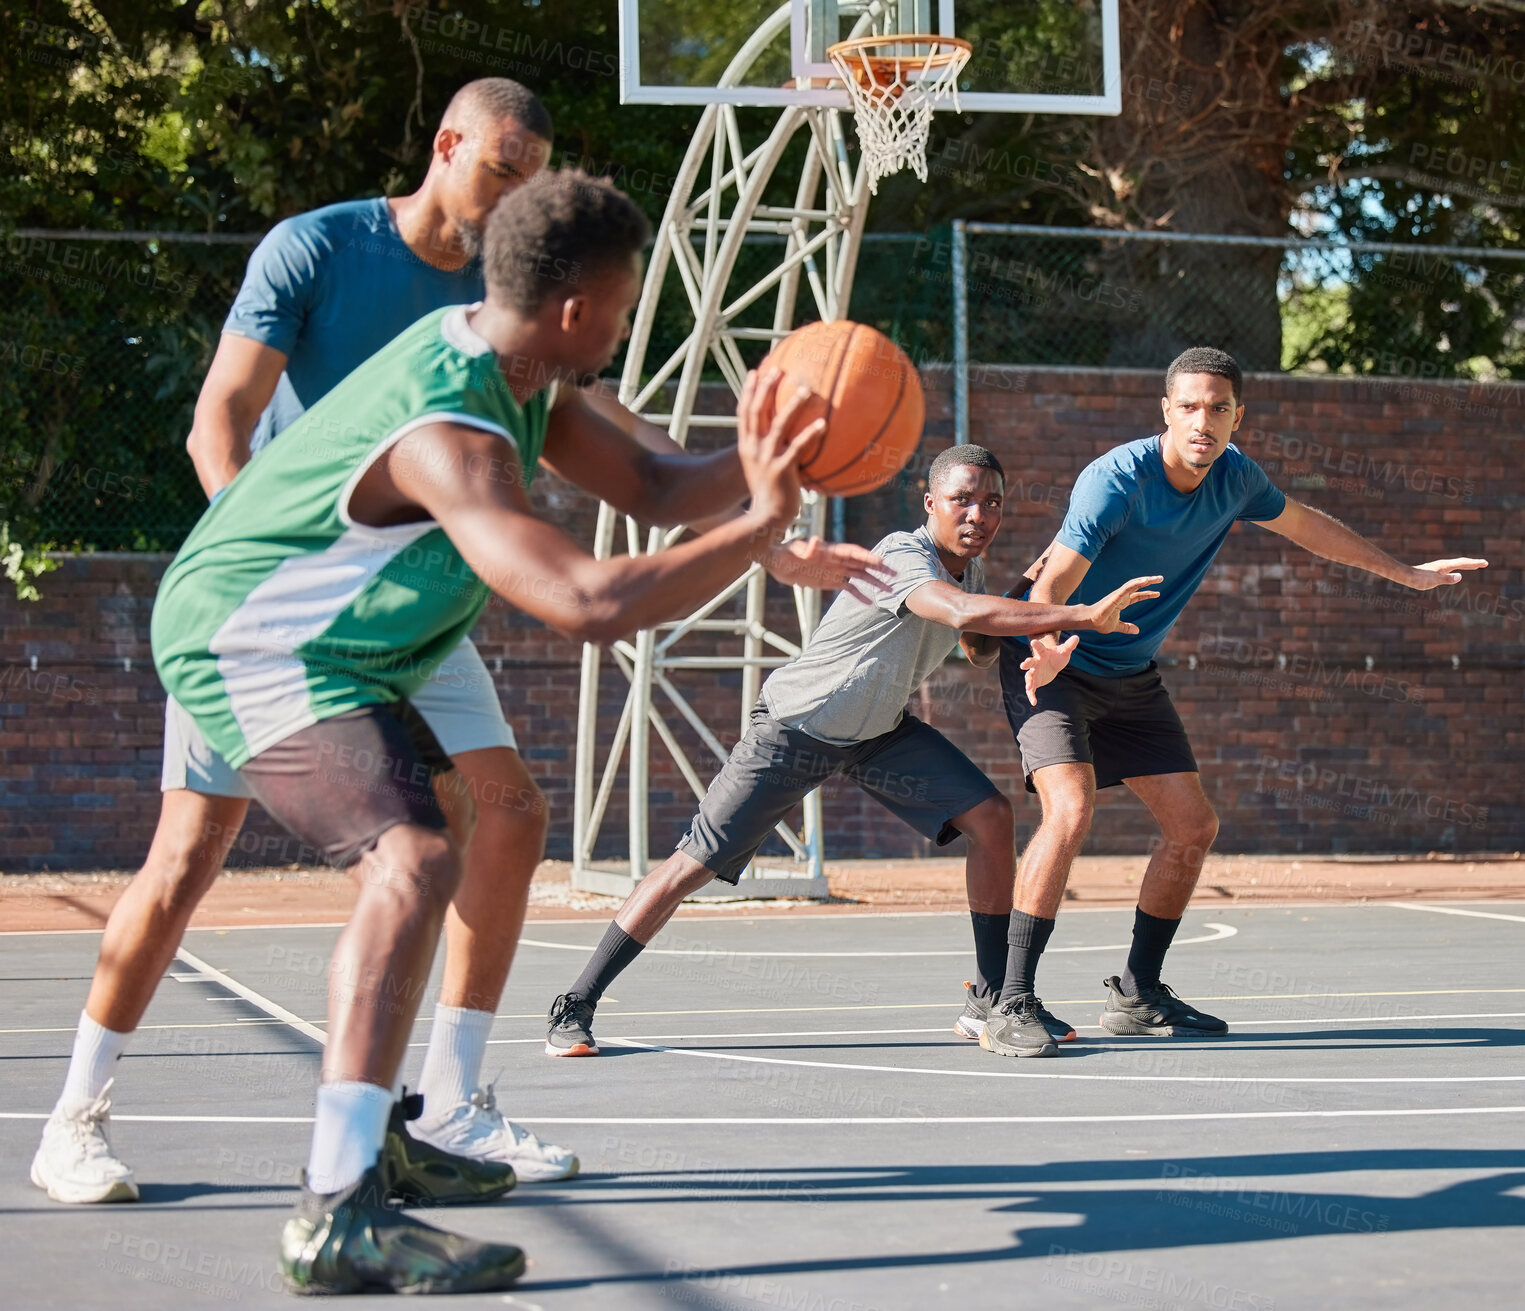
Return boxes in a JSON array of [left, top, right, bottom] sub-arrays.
[[2, 1106, 1523, 1126], [518, 923, 1238, 958], [1390, 903, 1525, 924], [6, 899, 1523, 935], [172, 946, 327, 1045], [611, 1039, 1525, 1084], [446, 1010, 1525, 1047]]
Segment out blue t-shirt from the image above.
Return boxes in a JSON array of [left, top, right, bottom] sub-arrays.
[[224, 198, 485, 451], [1012, 436, 1286, 677]]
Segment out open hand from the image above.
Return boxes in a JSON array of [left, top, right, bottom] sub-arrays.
[[736, 367, 827, 534], [765, 536, 895, 603], [1406, 558, 1489, 590], [1085, 575, 1163, 635], [1020, 633, 1078, 706]]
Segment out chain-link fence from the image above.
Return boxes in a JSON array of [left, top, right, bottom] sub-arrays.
[[3, 224, 1520, 551], [947, 222, 1525, 380], [0, 231, 253, 551]]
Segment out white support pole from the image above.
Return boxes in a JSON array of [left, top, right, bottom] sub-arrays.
[[952, 217, 970, 446]]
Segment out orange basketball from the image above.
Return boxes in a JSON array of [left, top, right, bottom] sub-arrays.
[[763, 320, 925, 496]]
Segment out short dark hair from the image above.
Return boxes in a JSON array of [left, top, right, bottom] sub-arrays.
[[928, 443, 1004, 491], [483, 169, 651, 314], [444, 78, 554, 144], [1165, 347, 1243, 403]]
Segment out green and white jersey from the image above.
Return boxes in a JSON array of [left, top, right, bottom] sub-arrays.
[[152, 304, 553, 769]]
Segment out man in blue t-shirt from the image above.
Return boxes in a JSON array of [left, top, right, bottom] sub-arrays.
[[975, 347, 1488, 1059]]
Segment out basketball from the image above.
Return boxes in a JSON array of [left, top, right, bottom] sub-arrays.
[[763, 320, 925, 496]]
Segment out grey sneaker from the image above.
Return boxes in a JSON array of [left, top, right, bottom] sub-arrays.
[[978, 996, 1060, 1058], [959, 983, 1075, 1043], [1100, 975, 1229, 1036], [953, 981, 993, 1040], [545, 993, 600, 1057]]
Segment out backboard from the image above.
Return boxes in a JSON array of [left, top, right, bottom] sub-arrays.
[[619, 0, 1121, 115]]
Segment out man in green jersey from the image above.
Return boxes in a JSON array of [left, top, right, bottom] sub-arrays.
[[152, 170, 826, 1295]]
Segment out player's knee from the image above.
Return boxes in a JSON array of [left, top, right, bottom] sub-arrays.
[[1042, 793, 1094, 845], [363, 826, 463, 912], [1162, 805, 1218, 859], [959, 792, 1013, 849]]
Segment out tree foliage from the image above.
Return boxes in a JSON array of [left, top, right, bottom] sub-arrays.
[[0, 1, 1518, 561]]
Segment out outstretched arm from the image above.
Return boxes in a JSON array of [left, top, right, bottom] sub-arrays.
[[903, 574, 1161, 639], [540, 387, 749, 527], [573, 384, 894, 601], [1256, 499, 1488, 590], [367, 369, 819, 643]]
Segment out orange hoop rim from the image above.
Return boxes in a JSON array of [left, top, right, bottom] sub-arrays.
[[827, 34, 973, 93]]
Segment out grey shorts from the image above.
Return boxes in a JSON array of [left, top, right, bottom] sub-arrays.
[[998, 649, 1197, 792], [238, 702, 451, 869], [678, 706, 1002, 884], [161, 637, 517, 796]]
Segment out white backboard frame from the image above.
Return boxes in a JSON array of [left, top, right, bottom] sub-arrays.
[[619, 0, 1122, 115]]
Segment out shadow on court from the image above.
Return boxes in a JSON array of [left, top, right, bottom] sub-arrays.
[[522, 1151, 1525, 1293]]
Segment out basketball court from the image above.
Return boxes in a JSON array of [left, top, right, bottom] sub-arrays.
[[6, 899, 1525, 1307], [7, 0, 1521, 1306]]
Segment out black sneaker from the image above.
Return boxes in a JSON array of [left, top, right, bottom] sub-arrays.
[[958, 983, 1076, 1044], [1036, 1000, 1077, 1044], [381, 1093, 516, 1206], [545, 993, 600, 1057], [953, 981, 992, 1040], [279, 1164, 525, 1295], [978, 995, 1059, 1058], [1099, 975, 1230, 1036]]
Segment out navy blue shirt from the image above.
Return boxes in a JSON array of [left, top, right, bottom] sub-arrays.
[[224, 198, 485, 452], [1020, 436, 1286, 677]]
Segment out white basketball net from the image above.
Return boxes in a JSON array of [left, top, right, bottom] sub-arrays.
[[828, 36, 972, 194]]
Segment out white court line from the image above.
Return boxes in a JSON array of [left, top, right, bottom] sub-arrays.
[[2, 1107, 1524, 1126], [1391, 903, 1525, 925], [172, 946, 327, 1046], [611, 1039, 1525, 1084], [8, 991, 1525, 1037], [438, 1010, 1525, 1047], [7, 901, 1525, 937], [518, 923, 1238, 958]]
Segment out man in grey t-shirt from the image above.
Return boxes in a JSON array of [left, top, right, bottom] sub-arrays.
[[545, 444, 1161, 1060]]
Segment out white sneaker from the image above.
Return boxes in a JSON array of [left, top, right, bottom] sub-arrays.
[[407, 1084, 579, 1183], [30, 1081, 139, 1204]]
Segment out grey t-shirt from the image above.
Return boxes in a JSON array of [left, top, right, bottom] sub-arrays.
[[761, 524, 986, 744]]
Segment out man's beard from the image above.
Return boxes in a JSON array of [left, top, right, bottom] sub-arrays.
[[453, 218, 484, 261]]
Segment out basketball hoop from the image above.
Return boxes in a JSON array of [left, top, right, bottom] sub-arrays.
[[827, 34, 973, 194]]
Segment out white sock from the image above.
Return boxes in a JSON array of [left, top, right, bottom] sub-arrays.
[[306, 1081, 394, 1195], [60, 1011, 130, 1105], [415, 1005, 494, 1119]]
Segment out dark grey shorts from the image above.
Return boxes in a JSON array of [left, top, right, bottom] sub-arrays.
[[239, 701, 452, 868], [678, 706, 1003, 884], [998, 651, 1197, 793]]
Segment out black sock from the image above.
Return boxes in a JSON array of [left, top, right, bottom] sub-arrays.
[[969, 912, 1009, 998], [570, 923, 646, 1004], [999, 911, 1056, 1005], [1120, 907, 1181, 996]]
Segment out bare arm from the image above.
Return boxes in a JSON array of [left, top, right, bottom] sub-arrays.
[[370, 369, 818, 644], [575, 384, 895, 600], [1256, 499, 1488, 590], [540, 387, 749, 528], [902, 573, 1160, 638], [959, 630, 1000, 669], [184, 334, 289, 497]]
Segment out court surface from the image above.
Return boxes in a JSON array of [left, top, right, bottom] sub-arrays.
[[4, 900, 1524, 1309]]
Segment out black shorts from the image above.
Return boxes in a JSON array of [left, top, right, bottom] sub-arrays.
[[998, 642, 1197, 793], [239, 701, 452, 868], [678, 705, 1002, 884]]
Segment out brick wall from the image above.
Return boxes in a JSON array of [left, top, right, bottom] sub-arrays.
[[3, 367, 1520, 871]]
